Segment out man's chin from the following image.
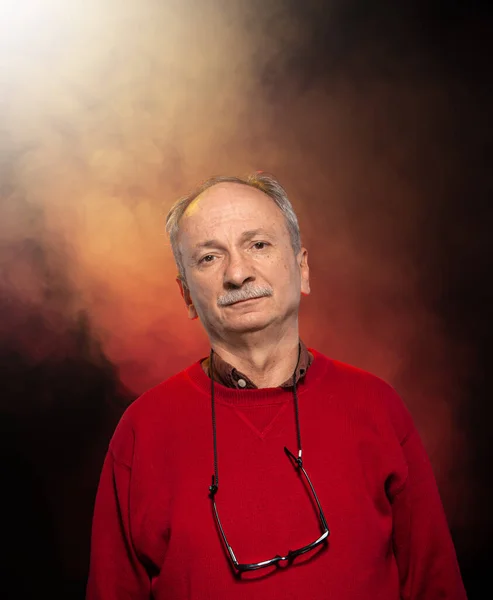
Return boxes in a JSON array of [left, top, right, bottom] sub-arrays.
[[223, 314, 272, 334]]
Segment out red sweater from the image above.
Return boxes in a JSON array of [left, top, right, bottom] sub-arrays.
[[87, 350, 466, 599]]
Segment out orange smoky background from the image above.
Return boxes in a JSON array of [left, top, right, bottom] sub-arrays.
[[0, 0, 491, 596]]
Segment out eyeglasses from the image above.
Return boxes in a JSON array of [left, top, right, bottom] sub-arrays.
[[208, 345, 330, 573], [209, 446, 330, 572]]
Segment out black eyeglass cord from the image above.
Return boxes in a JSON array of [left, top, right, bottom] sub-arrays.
[[209, 343, 303, 497]]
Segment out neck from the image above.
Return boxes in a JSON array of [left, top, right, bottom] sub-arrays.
[[210, 327, 300, 388]]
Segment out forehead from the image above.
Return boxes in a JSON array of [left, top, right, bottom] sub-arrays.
[[179, 182, 286, 240]]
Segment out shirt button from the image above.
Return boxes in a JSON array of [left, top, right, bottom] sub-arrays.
[[237, 378, 247, 388]]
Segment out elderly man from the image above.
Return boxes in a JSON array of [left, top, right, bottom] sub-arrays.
[[87, 173, 466, 599]]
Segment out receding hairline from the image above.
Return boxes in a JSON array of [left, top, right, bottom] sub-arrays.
[[180, 180, 277, 221]]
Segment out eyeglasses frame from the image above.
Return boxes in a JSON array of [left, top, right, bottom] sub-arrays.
[[209, 446, 330, 572]]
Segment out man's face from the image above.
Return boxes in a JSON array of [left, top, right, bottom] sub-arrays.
[[176, 182, 310, 341]]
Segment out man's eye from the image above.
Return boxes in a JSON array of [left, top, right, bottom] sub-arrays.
[[253, 241, 269, 250], [200, 255, 215, 263]]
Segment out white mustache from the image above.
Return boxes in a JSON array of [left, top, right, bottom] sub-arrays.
[[217, 286, 273, 307]]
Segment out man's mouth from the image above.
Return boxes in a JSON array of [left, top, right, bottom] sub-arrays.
[[227, 296, 264, 306]]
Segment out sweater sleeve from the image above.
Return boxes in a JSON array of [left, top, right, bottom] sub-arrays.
[[391, 416, 467, 599], [86, 420, 151, 599]]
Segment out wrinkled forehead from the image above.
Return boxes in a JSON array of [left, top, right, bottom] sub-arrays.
[[178, 183, 288, 247]]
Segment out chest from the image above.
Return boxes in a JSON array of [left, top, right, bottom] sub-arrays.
[[133, 396, 404, 595]]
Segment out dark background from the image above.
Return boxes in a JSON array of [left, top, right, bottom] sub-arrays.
[[1, 1, 492, 597]]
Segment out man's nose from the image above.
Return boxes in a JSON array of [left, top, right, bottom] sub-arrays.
[[223, 252, 255, 288]]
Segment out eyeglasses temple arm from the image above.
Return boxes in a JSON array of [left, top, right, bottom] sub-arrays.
[[284, 446, 330, 534]]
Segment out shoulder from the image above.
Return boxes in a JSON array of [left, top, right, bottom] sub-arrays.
[[126, 359, 205, 418], [331, 357, 397, 396], [311, 348, 396, 394], [108, 360, 204, 462], [311, 349, 413, 442]]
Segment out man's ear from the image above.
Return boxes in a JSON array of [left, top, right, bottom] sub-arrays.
[[176, 277, 198, 320], [299, 248, 310, 296]]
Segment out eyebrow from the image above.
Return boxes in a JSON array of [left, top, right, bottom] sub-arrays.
[[240, 229, 272, 242], [192, 229, 274, 254], [189, 239, 222, 263], [194, 239, 221, 250]]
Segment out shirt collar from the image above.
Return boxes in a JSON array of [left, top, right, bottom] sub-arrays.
[[202, 340, 313, 389]]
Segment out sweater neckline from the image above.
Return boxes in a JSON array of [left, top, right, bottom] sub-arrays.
[[185, 348, 331, 406]]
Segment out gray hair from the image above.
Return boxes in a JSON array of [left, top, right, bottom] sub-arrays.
[[165, 172, 302, 283]]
